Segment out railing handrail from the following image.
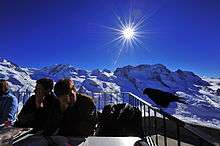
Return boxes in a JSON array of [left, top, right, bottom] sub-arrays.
[[122, 92, 217, 146], [124, 92, 186, 125]]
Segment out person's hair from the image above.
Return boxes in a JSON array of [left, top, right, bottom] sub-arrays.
[[54, 79, 76, 97], [36, 78, 54, 92], [0, 79, 9, 94]]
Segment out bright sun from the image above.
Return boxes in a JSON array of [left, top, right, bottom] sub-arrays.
[[122, 27, 135, 40], [94, 11, 147, 65]]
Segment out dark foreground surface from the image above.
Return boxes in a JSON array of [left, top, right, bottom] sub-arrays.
[[144, 117, 220, 146]]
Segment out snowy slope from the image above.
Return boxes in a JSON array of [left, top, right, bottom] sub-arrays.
[[0, 58, 35, 91], [113, 65, 220, 128], [0, 58, 219, 128]]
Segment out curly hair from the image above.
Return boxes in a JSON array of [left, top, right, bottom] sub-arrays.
[[0, 79, 9, 94], [54, 79, 76, 97], [36, 78, 54, 92]]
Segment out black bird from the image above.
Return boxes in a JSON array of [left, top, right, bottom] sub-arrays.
[[143, 88, 185, 108]]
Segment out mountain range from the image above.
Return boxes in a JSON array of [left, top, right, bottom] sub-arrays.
[[0, 57, 219, 129]]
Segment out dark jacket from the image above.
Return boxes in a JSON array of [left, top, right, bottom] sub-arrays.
[[0, 91, 18, 124], [15, 94, 62, 135], [58, 93, 97, 137]]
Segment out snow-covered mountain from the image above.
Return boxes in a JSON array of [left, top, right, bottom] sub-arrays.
[[0, 58, 35, 92], [0, 58, 220, 129]]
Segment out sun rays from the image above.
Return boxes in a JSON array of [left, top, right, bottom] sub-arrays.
[[98, 14, 147, 65]]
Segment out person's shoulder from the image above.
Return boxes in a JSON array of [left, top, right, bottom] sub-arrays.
[[28, 95, 36, 101], [24, 95, 36, 105], [76, 93, 95, 109], [78, 93, 93, 101], [77, 93, 95, 106], [46, 93, 56, 99], [47, 93, 59, 103]]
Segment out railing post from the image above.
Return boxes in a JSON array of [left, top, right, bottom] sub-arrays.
[[92, 92, 95, 105], [143, 104, 146, 136], [122, 93, 125, 103], [132, 97, 136, 106], [136, 98, 138, 107], [148, 106, 151, 136], [140, 102, 142, 113], [98, 93, 101, 111], [134, 98, 136, 107], [128, 94, 131, 105], [154, 110, 158, 145], [177, 122, 181, 146], [104, 93, 106, 106], [131, 95, 134, 106], [130, 94, 134, 106], [118, 92, 121, 104], [163, 115, 167, 146]]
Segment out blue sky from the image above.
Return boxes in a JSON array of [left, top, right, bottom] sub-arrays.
[[0, 0, 219, 77]]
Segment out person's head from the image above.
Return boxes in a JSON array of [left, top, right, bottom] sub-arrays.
[[54, 79, 77, 105], [0, 79, 9, 95], [34, 78, 54, 99]]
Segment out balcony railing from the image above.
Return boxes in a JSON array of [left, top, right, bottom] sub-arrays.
[[14, 91, 218, 146], [91, 92, 217, 146]]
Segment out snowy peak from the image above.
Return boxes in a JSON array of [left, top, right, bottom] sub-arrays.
[[0, 58, 220, 128], [114, 64, 169, 75], [0, 58, 29, 75], [0, 58, 35, 91], [31, 64, 81, 81], [114, 64, 173, 81], [114, 64, 210, 93], [30, 64, 119, 94], [175, 69, 209, 86]]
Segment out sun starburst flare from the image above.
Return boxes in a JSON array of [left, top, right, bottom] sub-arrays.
[[92, 8, 149, 65], [103, 15, 147, 65], [122, 27, 135, 40]]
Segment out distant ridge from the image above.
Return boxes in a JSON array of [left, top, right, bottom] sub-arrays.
[[0, 58, 220, 129]]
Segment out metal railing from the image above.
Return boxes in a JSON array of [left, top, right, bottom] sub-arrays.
[[90, 92, 217, 146], [14, 91, 217, 146], [13, 91, 32, 105]]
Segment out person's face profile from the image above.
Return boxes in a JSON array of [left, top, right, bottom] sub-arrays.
[[34, 83, 45, 99], [69, 83, 77, 103]]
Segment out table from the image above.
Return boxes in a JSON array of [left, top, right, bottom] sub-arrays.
[[78, 137, 142, 146], [0, 127, 32, 145], [10, 134, 155, 146]]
